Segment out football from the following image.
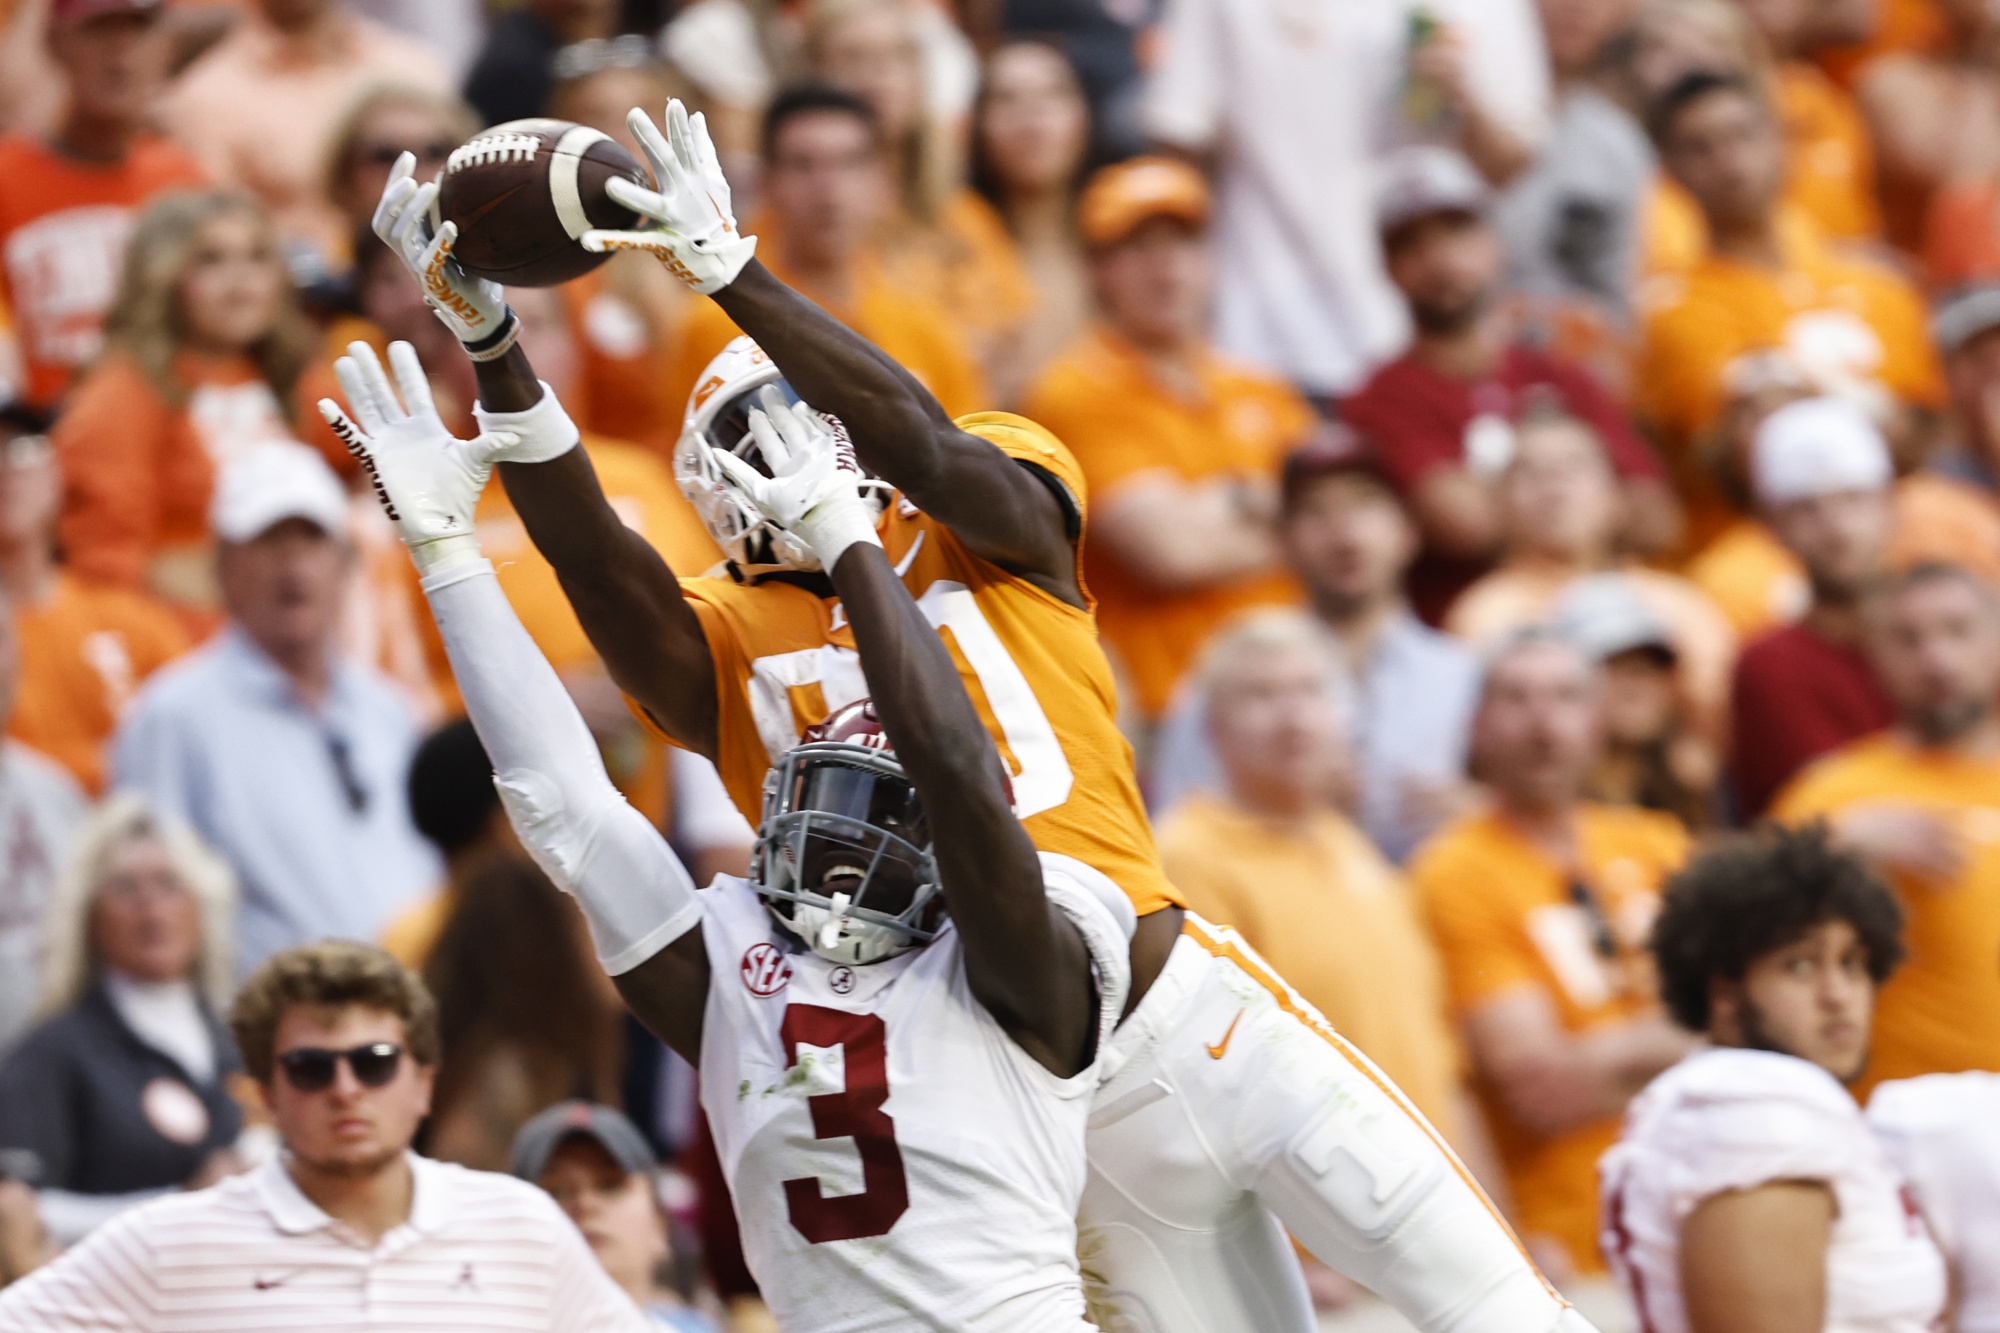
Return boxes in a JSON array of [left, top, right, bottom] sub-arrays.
[[435, 118, 648, 287]]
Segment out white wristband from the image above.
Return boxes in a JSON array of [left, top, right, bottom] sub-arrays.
[[474, 383, 582, 464]]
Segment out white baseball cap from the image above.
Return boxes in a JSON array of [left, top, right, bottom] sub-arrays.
[[1751, 397, 1891, 509], [1376, 146, 1491, 236], [209, 441, 349, 544]]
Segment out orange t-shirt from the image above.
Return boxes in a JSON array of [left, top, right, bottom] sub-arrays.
[[873, 190, 1038, 349], [1686, 477, 2000, 640], [667, 413, 1182, 918], [1159, 794, 1466, 1145], [0, 133, 206, 410], [7, 573, 191, 793], [560, 261, 693, 459], [1773, 735, 2000, 1098], [1816, 0, 1946, 88], [663, 253, 985, 430], [1922, 174, 2000, 290], [1411, 804, 1690, 1273], [54, 350, 353, 613], [1636, 224, 1944, 549], [1022, 326, 1310, 717]]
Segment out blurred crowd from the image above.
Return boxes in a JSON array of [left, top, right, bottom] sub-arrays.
[[1, 0, 1999, 1325]]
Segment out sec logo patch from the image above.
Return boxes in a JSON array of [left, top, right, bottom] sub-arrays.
[[741, 943, 793, 997]]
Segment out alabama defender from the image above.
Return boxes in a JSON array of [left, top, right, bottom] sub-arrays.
[[368, 117, 1593, 1330], [321, 343, 1131, 1330], [1601, 826, 1946, 1333]]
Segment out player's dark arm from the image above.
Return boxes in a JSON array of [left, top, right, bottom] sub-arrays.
[[474, 347, 722, 758], [712, 263, 1082, 606], [827, 539, 1097, 1076]]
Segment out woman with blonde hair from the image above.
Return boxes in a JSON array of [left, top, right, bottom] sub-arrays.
[[53, 189, 349, 626], [804, 0, 1035, 394], [1626, 0, 1882, 272], [321, 83, 480, 284], [0, 793, 246, 1245]]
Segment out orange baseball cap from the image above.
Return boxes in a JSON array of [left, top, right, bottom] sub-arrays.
[[1078, 157, 1210, 249]]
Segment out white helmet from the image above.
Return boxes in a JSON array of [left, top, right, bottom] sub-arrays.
[[674, 336, 889, 575]]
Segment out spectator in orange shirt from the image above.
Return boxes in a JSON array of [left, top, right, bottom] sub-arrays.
[[0, 408, 187, 794], [1344, 147, 1678, 623], [1156, 608, 1479, 1158], [159, 0, 450, 277], [969, 40, 1093, 406], [663, 86, 984, 430], [1773, 563, 2000, 1097], [1858, 0, 2000, 253], [0, 0, 204, 413], [1023, 157, 1311, 723], [1637, 71, 1944, 553], [1411, 630, 1694, 1279], [1627, 0, 1882, 274], [804, 0, 1033, 393], [547, 53, 699, 457], [55, 189, 344, 623]]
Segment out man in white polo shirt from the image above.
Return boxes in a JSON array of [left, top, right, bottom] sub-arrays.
[[0, 940, 647, 1331]]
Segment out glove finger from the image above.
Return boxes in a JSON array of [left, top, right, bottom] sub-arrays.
[[746, 406, 792, 475], [603, 175, 669, 220], [580, 228, 662, 255], [344, 339, 402, 427], [392, 180, 437, 261], [466, 429, 519, 466], [689, 111, 730, 200], [387, 341, 438, 422], [331, 358, 387, 439], [711, 448, 769, 504], [371, 171, 419, 246], [627, 107, 673, 184]]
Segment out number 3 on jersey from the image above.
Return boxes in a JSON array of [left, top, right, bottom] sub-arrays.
[[780, 1005, 910, 1243]]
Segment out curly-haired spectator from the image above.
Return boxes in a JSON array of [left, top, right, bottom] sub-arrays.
[[0, 940, 649, 1329], [1601, 825, 1946, 1333], [0, 794, 242, 1244], [54, 190, 351, 623], [0, 0, 203, 414], [1773, 562, 2000, 1097]]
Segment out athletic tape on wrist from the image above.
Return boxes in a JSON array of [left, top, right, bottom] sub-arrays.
[[462, 308, 522, 362], [473, 382, 583, 464]]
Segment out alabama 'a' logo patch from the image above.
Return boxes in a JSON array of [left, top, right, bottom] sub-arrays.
[[741, 943, 793, 997]]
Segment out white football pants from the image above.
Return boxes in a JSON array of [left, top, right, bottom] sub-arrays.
[[1079, 916, 1598, 1333]]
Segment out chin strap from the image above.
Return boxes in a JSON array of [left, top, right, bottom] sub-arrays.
[[819, 891, 855, 952]]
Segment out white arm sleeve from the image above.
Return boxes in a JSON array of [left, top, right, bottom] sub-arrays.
[[420, 561, 701, 974]]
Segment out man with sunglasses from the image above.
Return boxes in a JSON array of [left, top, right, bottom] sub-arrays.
[[317, 338, 1132, 1329], [0, 939, 649, 1330]]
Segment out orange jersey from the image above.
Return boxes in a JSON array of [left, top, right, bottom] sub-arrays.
[[0, 133, 206, 410], [7, 573, 192, 793], [1023, 325, 1310, 717], [674, 413, 1182, 917], [1411, 804, 1690, 1274], [1773, 734, 2000, 1098], [1636, 222, 1943, 551]]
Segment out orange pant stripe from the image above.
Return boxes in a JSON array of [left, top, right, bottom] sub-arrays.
[[1181, 914, 1567, 1308]]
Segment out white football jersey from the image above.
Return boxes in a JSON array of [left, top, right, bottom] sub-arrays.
[[696, 856, 1129, 1332], [1869, 1072, 2000, 1333], [1599, 1048, 1947, 1333]]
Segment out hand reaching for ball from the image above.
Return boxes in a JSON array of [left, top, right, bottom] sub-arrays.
[[371, 152, 510, 348], [582, 99, 758, 295]]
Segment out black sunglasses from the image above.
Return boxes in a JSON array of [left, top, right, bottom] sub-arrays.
[[275, 1042, 404, 1093]]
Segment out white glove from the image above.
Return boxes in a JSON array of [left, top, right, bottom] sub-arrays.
[[317, 340, 515, 575], [712, 387, 881, 571], [371, 153, 516, 356], [581, 100, 757, 295]]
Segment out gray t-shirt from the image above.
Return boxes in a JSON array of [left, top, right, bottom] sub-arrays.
[[1493, 85, 1654, 320], [0, 741, 86, 1051]]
